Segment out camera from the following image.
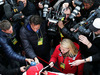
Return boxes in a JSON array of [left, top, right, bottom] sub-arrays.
[[0, 0, 4, 5], [69, 0, 82, 20], [43, 0, 50, 18], [47, 13, 65, 36], [71, 6, 100, 40], [72, 21, 91, 40]]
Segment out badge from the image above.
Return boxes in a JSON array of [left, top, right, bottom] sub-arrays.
[[38, 37, 43, 45], [60, 62, 65, 69], [59, 53, 62, 56], [12, 38, 18, 45], [60, 33, 64, 38]]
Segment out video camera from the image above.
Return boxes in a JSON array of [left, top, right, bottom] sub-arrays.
[[71, 6, 100, 40], [47, 9, 66, 36], [4, 0, 24, 21]]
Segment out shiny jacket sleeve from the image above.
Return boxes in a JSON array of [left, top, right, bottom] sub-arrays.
[[20, 28, 36, 59], [0, 64, 20, 75], [0, 37, 26, 62], [61, 27, 74, 39]]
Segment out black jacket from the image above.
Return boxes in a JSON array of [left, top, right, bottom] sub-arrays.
[[0, 53, 21, 75], [20, 17, 51, 59], [88, 37, 100, 62], [60, 19, 78, 42]]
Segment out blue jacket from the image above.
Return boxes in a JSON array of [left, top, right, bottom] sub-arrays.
[[0, 27, 25, 63]]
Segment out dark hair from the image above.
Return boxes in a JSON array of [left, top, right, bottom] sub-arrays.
[[82, 0, 94, 5], [0, 20, 11, 30], [29, 15, 43, 25]]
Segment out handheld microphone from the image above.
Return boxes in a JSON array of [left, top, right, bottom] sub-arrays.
[[4, 0, 13, 19]]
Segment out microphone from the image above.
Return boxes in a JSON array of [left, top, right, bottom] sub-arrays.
[[4, 0, 13, 19]]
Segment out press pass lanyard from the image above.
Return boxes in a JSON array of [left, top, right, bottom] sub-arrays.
[[7, 33, 18, 45], [35, 29, 43, 45], [60, 55, 66, 69]]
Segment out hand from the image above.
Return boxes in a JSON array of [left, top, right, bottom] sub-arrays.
[[34, 57, 40, 64], [62, 3, 69, 8], [70, 60, 84, 66], [79, 35, 90, 45], [79, 35, 92, 48], [49, 62, 54, 68], [25, 58, 34, 64], [72, 0, 76, 7], [38, 2, 43, 9], [76, 12, 81, 17], [42, 70, 48, 75], [70, 28, 78, 32], [20, 66, 26, 72], [58, 21, 64, 29], [17, 0, 27, 7]]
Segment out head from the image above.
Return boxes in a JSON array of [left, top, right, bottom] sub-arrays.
[[63, 7, 72, 19], [82, 0, 94, 10], [89, 18, 100, 35], [0, 20, 13, 34], [29, 15, 43, 32], [17, 0, 27, 7], [60, 39, 78, 56]]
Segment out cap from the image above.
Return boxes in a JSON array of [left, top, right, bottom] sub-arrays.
[[89, 18, 100, 32], [27, 63, 43, 75]]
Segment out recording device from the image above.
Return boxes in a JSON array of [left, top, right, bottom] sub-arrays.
[[0, 0, 4, 5], [4, 0, 24, 21], [69, 0, 82, 21], [43, 0, 50, 18], [12, 13, 23, 21], [47, 14, 66, 36], [25, 61, 36, 71], [71, 6, 100, 40], [4, 0, 13, 19]]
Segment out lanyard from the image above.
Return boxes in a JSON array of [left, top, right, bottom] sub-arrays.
[[35, 29, 43, 40]]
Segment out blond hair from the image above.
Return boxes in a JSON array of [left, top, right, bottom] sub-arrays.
[[60, 39, 78, 57]]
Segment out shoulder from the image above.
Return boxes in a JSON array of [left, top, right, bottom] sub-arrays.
[[73, 42, 80, 50]]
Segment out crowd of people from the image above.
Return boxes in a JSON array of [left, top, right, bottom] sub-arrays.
[[0, 0, 100, 75]]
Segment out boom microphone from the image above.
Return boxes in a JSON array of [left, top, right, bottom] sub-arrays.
[[4, 0, 13, 19]]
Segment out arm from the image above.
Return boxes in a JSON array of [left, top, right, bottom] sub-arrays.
[[58, 21, 74, 39], [49, 46, 59, 68], [0, 63, 26, 75], [49, 46, 59, 63], [76, 52, 84, 75], [0, 37, 25, 62], [79, 35, 100, 54], [20, 28, 36, 59], [0, 63, 21, 75]]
